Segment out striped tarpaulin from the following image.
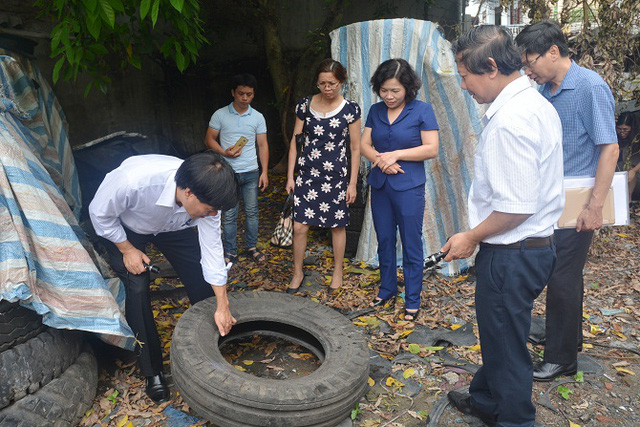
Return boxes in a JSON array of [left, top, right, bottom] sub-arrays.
[[0, 54, 135, 349], [0, 48, 82, 220], [330, 19, 484, 276]]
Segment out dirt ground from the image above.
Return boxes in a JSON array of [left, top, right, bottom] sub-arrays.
[[80, 174, 640, 427]]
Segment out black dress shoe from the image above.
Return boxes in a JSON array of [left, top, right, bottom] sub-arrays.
[[533, 360, 578, 382], [146, 372, 170, 403], [447, 391, 497, 427]]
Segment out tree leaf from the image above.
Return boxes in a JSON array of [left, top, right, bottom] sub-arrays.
[[151, 0, 160, 28], [184, 39, 197, 55], [403, 368, 415, 379], [408, 343, 421, 354], [52, 57, 65, 84], [140, 0, 151, 19], [81, 0, 98, 12], [175, 48, 186, 72], [99, 0, 115, 28], [109, 0, 125, 12], [385, 377, 404, 388], [86, 13, 101, 40], [51, 27, 63, 50], [170, 0, 184, 12], [130, 54, 142, 69]]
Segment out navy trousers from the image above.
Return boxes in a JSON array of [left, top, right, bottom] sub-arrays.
[[370, 181, 424, 310], [102, 227, 214, 377], [470, 242, 556, 427], [544, 228, 594, 364]]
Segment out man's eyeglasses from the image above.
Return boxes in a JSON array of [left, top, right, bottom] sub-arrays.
[[317, 81, 340, 89], [523, 53, 543, 70]]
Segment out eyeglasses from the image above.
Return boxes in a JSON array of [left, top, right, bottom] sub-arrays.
[[523, 53, 543, 70], [317, 81, 341, 89]]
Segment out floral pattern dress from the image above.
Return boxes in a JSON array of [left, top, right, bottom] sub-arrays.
[[293, 97, 361, 228]]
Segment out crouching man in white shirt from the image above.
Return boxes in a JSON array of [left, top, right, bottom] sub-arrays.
[[89, 150, 238, 403]]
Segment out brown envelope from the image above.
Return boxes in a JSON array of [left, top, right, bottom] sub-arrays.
[[557, 187, 615, 228]]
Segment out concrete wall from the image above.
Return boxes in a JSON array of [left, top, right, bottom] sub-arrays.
[[1, 0, 463, 163]]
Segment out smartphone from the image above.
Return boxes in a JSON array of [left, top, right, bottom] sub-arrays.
[[231, 136, 249, 151]]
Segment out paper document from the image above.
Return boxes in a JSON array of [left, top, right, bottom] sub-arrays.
[[557, 172, 630, 228]]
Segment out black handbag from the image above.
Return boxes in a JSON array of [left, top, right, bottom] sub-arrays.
[[270, 192, 294, 248]]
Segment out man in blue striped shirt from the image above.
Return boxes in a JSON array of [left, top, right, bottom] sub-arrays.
[[515, 20, 619, 382]]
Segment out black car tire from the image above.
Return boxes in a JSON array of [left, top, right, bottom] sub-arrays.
[[0, 301, 47, 353], [171, 291, 369, 427], [0, 329, 84, 410], [0, 343, 98, 426]]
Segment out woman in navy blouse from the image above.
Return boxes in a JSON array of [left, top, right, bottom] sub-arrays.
[[360, 59, 439, 320]]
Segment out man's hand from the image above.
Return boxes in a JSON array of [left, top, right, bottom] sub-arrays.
[[259, 172, 269, 192], [224, 146, 242, 158], [441, 232, 478, 262], [119, 245, 150, 275], [214, 306, 237, 336], [212, 285, 236, 336], [576, 204, 603, 232]]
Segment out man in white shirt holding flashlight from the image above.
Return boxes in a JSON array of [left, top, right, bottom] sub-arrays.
[[89, 151, 238, 403]]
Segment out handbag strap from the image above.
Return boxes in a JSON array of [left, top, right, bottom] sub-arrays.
[[293, 96, 312, 176], [298, 96, 312, 149]]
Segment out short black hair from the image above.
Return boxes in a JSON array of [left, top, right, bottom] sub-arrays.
[[314, 59, 348, 85], [452, 25, 522, 75], [370, 59, 421, 103], [175, 151, 238, 211], [514, 20, 569, 57], [231, 73, 257, 91]]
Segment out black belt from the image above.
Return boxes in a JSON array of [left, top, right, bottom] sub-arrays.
[[480, 235, 554, 250]]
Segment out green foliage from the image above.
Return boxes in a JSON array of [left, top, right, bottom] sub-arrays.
[[351, 402, 362, 420], [35, 0, 208, 94], [574, 371, 584, 383], [557, 385, 573, 400]]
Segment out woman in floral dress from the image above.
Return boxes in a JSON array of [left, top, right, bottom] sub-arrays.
[[285, 59, 361, 294]]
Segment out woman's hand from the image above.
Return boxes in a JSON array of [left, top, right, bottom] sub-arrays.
[[286, 177, 295, 194], [346, 183, 357, 205], [374, 151, 400, 172], [381, 162, 405, 174]]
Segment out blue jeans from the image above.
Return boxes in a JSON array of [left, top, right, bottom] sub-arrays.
[[222, 169, 259, 255]]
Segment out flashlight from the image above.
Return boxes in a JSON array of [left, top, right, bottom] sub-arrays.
[[144, 263, 160, 274]]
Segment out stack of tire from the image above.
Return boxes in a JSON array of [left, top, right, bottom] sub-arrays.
[[0, 300, 98, 426]]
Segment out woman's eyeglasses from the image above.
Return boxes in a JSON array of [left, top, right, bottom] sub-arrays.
[[317, 81, 341, 89]]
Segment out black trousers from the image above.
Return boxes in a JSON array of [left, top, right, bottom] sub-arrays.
[[470, 242, 556, 426], [102, 227, 214, 377], [543, 228, 594, 365]]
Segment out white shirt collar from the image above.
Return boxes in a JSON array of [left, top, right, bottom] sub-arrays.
[[483, 75, 532, 124], [155, 170, 185, 212]]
